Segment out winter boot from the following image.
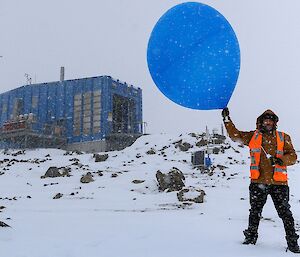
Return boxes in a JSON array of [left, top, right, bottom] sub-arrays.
[[243, 229, 258, 245], [286, 235, 300, 253]]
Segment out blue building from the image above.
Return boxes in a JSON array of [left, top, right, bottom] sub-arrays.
[[0, 74, 143, 152]]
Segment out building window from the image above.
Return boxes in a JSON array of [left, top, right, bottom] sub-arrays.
[[93, 90, 101, 134], [2, 103, 7, 115], [83, 92, 91, 135], [13, 98, 23, 119], [73, 94, 82, 136], [32, 96, 38, 109]]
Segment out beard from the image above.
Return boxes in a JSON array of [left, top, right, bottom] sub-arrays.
[[260, 124, 275, 133]]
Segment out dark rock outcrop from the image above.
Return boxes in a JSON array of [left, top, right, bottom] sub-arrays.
[[80, 172, 94, 183], [41, 167, 62, 178], [156, 167, 185, 192], [146, 149, 156, 155], [94, 154, 109, 162], [41, 167, 71, 179], [53, 193, 63, 199], [177, 188, 205, 203], [132, 180, 145, 184]]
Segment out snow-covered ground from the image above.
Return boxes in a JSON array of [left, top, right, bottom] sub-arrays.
[[0, 133, 300, 257]]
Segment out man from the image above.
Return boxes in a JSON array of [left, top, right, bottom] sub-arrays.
[[222, 107, 300, 253]]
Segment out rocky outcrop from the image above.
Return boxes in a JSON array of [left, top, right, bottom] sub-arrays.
[[0, 221, 10, 227], [132, 180, 145, 184], [53, 193, 63, 199], [80, 172, 94, 183], [174, 140, 192, 152], [156, 167, 185, 192], [146, 149, 156, 155], [212, 147, 220, 154], [41, 167, 71, 179], [196, 139, 208, 147], [45, 167, 61, 178], [94, 154, 109, 162], [177, 188, 205, 203]]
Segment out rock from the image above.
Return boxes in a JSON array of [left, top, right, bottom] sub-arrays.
[[146, 149, 156, 155], [132, 180, 145, 184], [176, 142, 192, 152], [80, 172, 94, 183], [71, 161, 83, 168], [53, 193, 63, 199], [212, 147, 221, 154], [177, 188, 206, 203], [196, 139, 208, 147], [41, 167, 71, 179], [60, 167, 71, 177], [69, 158, 79, 162], [0, 221, 10, 227], [111, 173, 118, 178], [64, 150, 83, 155], [11, 150, 25, 156], [41, 167, 62, 178], [173, 140, 192, 151], [94, 153, 109, 162], [189, 133, 198, 138], [217, 164, 228, 170], [156, 167, 185, 192], [160, 145, 169, 151], [96, 171, 103, 176]]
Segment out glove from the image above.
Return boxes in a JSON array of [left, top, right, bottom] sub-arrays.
[[269, 156, 284, 166], [222, 107, 230, 122]]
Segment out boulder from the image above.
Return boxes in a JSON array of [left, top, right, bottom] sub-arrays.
[[60, 167, 71, 177], [146, 149, 156, 155], [94, 154, 109, 162], [212, 147, 221, 154], [41, 167, 71, 179], [64, 150, 83, 156], [177, 188, 206, 203], [174, 140, 192, 152], [176, 142, 192, 152], [156, 167, 185, 192], [132, 180, 145, 184], [217, 164, 228, 170], [53, 193, 63, 199], [0, 221, 10, 227], [41, 167, 62, 178], [196, 139, 208, 147], [80, 172, 94, 183], [189, 132, 198, 138]]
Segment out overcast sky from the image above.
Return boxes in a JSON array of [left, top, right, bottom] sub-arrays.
[[1, 0, 300, 146]]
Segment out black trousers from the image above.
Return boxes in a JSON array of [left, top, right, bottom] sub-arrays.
[[248, 183, 297, 238]]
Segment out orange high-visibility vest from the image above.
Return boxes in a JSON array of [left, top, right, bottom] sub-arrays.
[[248, 130, 287, 182]]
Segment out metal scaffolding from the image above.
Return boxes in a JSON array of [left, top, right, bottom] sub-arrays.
[[0, 120, 66, 149]]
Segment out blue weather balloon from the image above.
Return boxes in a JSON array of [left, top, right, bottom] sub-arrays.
[[147, 2, 240, 110]]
